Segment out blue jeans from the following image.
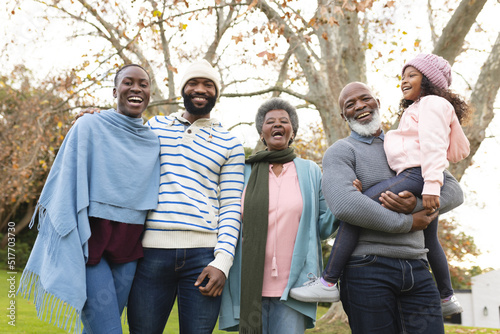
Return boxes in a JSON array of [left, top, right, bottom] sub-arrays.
[[323, 168, 453, 298], [340, 255, 444, 334], [261, 298, 307, 334], [127, 247, 221, 334], [81, 258, 137, 334]]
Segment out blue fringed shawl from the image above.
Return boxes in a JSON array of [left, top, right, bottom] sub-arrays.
[[18, 109, 160, 332]]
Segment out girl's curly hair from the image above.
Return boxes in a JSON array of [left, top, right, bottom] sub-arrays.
[[398, 75, 473, 125]]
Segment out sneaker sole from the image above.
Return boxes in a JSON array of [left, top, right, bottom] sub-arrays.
[[442, 305, 463, 317], [289, 292, 340, 303]]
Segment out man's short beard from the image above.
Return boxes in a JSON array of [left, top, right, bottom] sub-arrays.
[[346, 110, 382, 137], [182, 91, 216, 116]]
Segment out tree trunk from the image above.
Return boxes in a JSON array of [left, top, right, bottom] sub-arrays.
[[433, 0, 488, 65], [0, 201, 35, 249], [321, 301, 348, 324], [449, 32, 500, 181]]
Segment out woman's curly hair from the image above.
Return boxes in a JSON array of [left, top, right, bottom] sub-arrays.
[[399, 75, 473, 125]]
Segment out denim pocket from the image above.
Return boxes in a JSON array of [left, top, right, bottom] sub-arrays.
[[346, 254, 377, 267], [417, 258, 430, 270]]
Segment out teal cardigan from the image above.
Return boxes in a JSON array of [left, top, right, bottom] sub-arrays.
[[219, 157, 338, 331]]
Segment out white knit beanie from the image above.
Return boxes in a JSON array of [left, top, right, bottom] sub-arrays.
[[179, 60, 221, 99]]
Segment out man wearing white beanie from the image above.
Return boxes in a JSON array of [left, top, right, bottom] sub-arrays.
[[127, 59, 245, 334]]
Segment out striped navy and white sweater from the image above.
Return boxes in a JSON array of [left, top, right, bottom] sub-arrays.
[[143, 112, 245, 276]]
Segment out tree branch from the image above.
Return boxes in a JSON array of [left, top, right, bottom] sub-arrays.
[[427, 0, 438, 45], [433, 0, 488, 64], [272, 47, 293, 97], [223, 85, 310, 102], [449, 32, 500, 181], [252, 0, 321, 91], [227, 121, 254, 131], [149, 0, 178, 115], [206, 1, 238, 64]]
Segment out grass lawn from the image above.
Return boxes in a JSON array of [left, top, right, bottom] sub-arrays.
[[1, 270, 217, 334], [2, 270, 499, 333]]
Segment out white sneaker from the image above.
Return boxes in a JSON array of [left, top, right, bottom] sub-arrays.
[[289, 274, 340, 303], [442, 294, 463, 316]]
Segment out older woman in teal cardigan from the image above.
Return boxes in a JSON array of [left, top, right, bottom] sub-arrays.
[[218, 97, 337, 334]]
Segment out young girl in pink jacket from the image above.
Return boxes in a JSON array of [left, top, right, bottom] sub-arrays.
[[387, 53, 471, 212], [291, 53, 471, 317]]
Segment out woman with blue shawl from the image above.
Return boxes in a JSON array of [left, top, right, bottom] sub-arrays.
[[18, 64, 160, 334]]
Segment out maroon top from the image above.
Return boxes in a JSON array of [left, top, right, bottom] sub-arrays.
[[87, 217, 144, 265]]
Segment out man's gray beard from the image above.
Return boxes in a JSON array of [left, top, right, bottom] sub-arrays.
[[347, 111, 382, 137]]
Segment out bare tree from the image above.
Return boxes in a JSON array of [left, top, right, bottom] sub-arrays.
[[2, 3, 498, 319]]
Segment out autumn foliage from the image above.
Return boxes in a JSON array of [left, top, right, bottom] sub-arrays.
[[0, 66, 73, 245], [438, 217, 487, 289], [293, 121, 329, 167]]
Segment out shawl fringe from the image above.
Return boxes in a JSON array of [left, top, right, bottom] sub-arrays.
[[29, 202, 44, 229], [18, 270, 82, 333], [21, 202, 81, 333], [30, 203, 63, 259]]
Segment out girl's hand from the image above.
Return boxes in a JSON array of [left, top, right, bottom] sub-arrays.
[[71, 107, 101, 125], [422, 194, 440, 214], [352, 179, 362, 192]]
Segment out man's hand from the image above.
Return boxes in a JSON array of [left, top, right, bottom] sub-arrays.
[[194, 266, 226, 297], [423, 194, 440, 214], [71, 107, 101, 125], [410, 210, 439, 231], [352, 179, 362, 192], [379, 190, 417, 214]]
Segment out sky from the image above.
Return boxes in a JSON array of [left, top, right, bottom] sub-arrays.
[[2, 0, 499, 270]]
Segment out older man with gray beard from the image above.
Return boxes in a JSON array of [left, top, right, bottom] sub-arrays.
[[321, 82, 462, 334]]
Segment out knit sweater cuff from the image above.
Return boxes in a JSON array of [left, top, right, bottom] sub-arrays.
[[208, 252, 234, 278]]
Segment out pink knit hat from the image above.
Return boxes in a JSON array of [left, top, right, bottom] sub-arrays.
[[402, 53, 452, 90]]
